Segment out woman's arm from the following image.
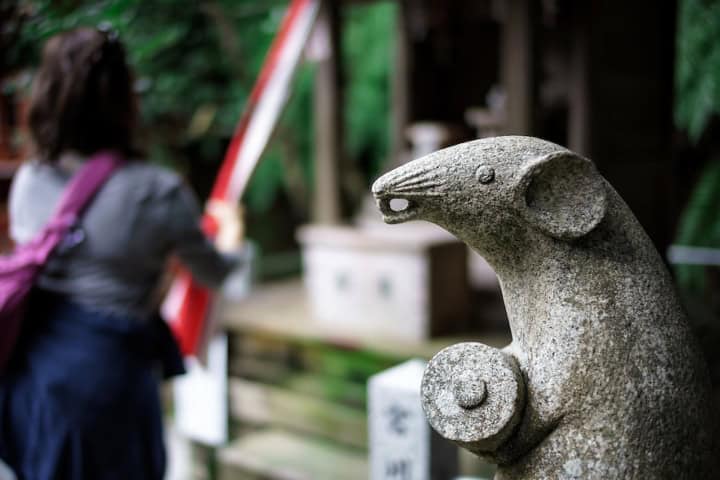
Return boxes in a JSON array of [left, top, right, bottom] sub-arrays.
[[163, 183, 243, 289]]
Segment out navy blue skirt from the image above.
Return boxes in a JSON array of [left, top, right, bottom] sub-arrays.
[[0, 291, 181, 480]]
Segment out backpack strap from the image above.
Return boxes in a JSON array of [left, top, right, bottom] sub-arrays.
[[52, 150, 123, 223]]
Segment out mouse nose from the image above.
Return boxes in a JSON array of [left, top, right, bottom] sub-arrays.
[[371, 177, 387, 197]]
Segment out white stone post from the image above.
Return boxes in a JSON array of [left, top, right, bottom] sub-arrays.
[[369, 359, 458, 480]]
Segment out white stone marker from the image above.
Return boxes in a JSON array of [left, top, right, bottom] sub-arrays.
[[369, 359, 458, 480]]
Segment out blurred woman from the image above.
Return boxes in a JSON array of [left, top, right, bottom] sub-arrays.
[[0, 27, 242, 480]]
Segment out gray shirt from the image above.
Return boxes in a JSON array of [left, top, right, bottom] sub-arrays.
[[9, 154, 235, 318]]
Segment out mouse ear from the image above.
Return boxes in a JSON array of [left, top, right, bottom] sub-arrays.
[[515, 150, 607, 241]]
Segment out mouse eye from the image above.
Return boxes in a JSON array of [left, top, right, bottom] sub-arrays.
[[475, 165, 495, 184]]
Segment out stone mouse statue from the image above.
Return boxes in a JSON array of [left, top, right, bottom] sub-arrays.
[[371, 136, 717, 479]]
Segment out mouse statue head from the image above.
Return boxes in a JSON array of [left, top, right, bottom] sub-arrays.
[[372, 136, 608, 263]]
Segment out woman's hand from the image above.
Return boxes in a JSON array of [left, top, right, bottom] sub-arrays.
[[206, 200, 245, 253]]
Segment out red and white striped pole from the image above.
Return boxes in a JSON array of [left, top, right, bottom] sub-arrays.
[[162, 0, 320, 357]]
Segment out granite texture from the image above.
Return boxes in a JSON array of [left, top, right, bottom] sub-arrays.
[[372, 136, 718, 479]]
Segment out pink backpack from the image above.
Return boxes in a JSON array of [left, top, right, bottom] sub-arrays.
[[0, 151, 122, 372]]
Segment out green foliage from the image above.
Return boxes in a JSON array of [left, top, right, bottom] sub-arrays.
[[674, 0, 720, 292], [674, 159, 720, 291], [676, 0, 720, 141], [343, 2, 395, 180], [9, 0, 310, 213], [7, 0, 392, 216]]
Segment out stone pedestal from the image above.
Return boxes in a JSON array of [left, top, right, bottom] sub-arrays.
[[298, 223, 469, 341], [369, 359, 458, 480]]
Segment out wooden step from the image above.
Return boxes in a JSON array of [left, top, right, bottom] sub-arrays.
[[283, 372, 367, 408], [229, 350, 368, 408], [229, 378, 367, 449], [230, 331, 401, 384], [217, 429, 367, 480]]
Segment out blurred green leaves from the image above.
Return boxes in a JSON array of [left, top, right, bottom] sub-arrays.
[[675, 0, 720, 292], [6, 0, 393, 217], [343, 2, 394, 179], [676, 0, 720, 141], [674, 158, 720, 292], [9, 0, 295, 211]]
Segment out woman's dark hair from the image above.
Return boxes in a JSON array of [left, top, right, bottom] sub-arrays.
[[28, 27, 138, 161]]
